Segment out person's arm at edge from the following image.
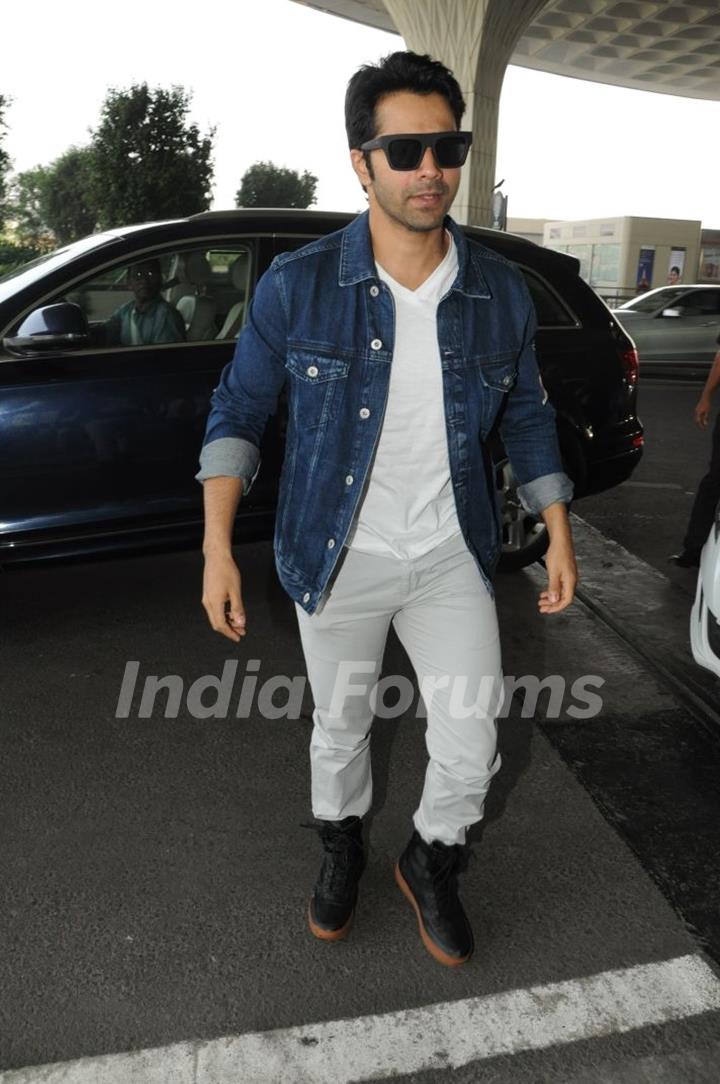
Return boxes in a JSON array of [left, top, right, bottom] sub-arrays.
[[538, 500, 577, 615], [201, 476, 246, 642], [197, 259, 289, 642], [695, 346, 720, 427], [496, 273, 577, 615]]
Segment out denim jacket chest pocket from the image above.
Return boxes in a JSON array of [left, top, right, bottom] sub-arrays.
[[474, 351, 518, 433], [285, 350, 351, 431], [478, 352, 517, 390]]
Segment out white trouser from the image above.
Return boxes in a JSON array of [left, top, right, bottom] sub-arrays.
[[294, 532, 504, 846]]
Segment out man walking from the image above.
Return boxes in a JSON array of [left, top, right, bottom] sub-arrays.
[[198, 51, 577, 966], [670, 332, 720, 568]]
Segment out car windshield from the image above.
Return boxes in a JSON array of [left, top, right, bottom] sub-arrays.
[[0, 234, 127, 303], [0, 224, 176, 305], [619, 288, 686, 314], [0, 249, 64, 285]]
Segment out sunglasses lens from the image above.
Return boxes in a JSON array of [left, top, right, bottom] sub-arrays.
[[435, 135, 470, 168], [384, 135, 470, 170], [387, 138, 423, 170]]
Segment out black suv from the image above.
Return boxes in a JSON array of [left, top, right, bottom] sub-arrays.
[[0, 209, 642, 569]]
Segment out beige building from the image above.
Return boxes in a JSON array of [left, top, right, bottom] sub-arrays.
[[700, 229, 720, 284], [542, 216, 704, 302], [506, 218, 550, 246]]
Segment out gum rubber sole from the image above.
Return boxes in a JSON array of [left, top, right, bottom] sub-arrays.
[[394, 862, 471, 967], [307, 898, 354, 941]]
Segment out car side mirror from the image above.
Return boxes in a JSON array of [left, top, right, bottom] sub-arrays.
[[3, 302, 90, 356], [661, 307, 683, 318]]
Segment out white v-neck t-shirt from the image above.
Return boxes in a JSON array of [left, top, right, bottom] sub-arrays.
[[344, 233, 463, 560]]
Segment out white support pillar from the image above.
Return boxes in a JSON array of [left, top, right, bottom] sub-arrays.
[[382, 0, 549, 225]]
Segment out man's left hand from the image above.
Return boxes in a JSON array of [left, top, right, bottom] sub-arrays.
[[538, 540, 577, 614]]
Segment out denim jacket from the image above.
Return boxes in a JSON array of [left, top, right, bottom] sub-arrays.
[[197, 211, 573, 614]]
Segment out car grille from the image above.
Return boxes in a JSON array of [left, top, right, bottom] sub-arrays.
[[708, 608, 720, 657]]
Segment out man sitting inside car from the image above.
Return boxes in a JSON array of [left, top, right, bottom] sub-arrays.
[[105, 259, 186, 346]]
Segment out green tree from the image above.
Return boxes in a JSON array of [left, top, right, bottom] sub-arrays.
[[0, 240, 44, 277], [236, 161, 318, 209], [43, 147, 97, 243], [11, 148, 96, 246], [0, 95, 12, 230], [90, 83, 214, 228], [9, 166, 50, 244]]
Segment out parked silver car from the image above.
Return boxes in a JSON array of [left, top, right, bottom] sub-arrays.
[[690, 508, 720, 681], [611, 284, 720, 378]]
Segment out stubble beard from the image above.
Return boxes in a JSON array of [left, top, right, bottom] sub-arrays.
[[373, 182, 452, 234]]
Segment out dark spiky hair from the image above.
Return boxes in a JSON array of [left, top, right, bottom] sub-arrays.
[[345, 50, 466, 151]]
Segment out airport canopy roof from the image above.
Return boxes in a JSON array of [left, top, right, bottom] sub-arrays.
[[296, 0, 720, 101]]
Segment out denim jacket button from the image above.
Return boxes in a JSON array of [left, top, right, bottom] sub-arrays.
[[359, 407, 370, 419], [345, 475, 354, 485], [307, 365, 319, 377], [303, 592, 310, 603], [370, 338, 382, 350], [369, 285, 379, 298], [327, 538, 335, 549]]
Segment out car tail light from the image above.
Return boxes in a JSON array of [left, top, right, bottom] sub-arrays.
[[619, 346, 639, 386]]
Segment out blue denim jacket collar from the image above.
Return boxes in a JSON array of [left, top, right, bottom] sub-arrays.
[[338, 209, 492, 299]]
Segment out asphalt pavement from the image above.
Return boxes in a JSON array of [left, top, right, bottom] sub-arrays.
[[2, 378, 720, 1082]]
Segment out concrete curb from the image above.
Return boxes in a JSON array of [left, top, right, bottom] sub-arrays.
[[560, 514, 720, 730]]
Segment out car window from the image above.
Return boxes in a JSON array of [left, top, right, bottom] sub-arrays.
[[0, 233, 123, 302], [519, 268, 576, 328], [673, 289, 720, 316], [29, 242, 254, 350], [620, 288, 685, 314]]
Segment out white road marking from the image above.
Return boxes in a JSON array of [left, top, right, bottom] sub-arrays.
[[2, 954, 720, 1083]]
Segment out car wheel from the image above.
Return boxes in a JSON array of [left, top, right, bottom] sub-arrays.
[[495, 457, 550, 572]]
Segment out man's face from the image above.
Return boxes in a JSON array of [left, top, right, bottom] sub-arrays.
[[668, 269, 679, 284], [352, 90, 462, 233], [128, 261, 162, 305]]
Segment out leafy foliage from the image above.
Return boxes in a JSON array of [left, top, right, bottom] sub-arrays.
[[236, 161, 318, 209], [45, 148, 97, 243], [10, 148, 97, 246], [90, 83, 215, 227], [9, 166, 51, 244], [0, 240, 45, 278]]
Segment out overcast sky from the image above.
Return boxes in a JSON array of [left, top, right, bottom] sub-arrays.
[[3, 0, 719, 226]]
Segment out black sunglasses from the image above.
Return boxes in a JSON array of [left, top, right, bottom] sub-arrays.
[[360, 130, 472, 171]]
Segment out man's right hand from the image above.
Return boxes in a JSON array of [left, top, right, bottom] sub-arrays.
[[202, 551, 246, 642], [695, 394, 712, 428], [200, 475, 246, 641]]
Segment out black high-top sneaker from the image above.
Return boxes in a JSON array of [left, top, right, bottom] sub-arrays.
[[395, 829, 473, 966], [303, 816, 365, 940]]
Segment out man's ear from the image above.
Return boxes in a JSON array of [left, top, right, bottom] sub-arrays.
[[350, 149, 372, 192]]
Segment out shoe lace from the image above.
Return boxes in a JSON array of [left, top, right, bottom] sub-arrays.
[[301, 820, 364, 897], [432, 845, 471, 910]]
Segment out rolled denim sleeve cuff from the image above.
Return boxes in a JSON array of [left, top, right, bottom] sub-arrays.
[[516, 471, 574, 515], [195, 437, 261, 496]]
